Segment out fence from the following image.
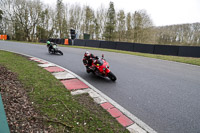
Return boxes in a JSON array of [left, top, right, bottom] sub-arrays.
[[40, 39, 200, 58]]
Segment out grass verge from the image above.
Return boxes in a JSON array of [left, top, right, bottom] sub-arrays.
[[7, 40, 200, 66], [0, 50, 128, 133]]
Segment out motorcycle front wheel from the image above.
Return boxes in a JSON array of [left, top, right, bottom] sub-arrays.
[[108, 72, 117, 81], [58, 50, 63, 55]]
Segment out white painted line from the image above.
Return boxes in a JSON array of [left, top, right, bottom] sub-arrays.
[[94, 97, 107, 104], [127, 123, 147, 133], [30, 57, 40, 61], [52, 71, 76, 80], [88, 90, 100, 98], [71, 88, 91, 95], [38, 63, 56, 68]]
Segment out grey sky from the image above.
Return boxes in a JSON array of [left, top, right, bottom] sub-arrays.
[[42, 0, 200, 26]]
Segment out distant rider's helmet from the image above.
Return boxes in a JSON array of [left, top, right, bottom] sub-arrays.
[[47, 41, 50, 44], [84, 51, 91, 58]]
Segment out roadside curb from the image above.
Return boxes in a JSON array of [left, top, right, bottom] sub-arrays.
[[0, 49, 157, 133]]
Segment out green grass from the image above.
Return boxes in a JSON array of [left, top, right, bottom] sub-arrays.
[[0, 50, 128, 133], [7, 40, 200, 66]]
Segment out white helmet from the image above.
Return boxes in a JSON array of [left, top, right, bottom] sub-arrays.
[[84, 51, 90, 57]]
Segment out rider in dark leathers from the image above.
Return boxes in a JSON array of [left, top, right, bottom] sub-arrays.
[[83, 51, 98, 73], [47, 41, 57, 53]]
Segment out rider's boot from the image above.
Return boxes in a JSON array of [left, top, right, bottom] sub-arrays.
[[86, 66, 91, 73]]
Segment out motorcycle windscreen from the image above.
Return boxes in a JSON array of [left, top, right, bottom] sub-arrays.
[[96, 59, 103, 66]]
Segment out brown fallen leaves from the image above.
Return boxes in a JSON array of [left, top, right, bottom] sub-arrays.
[[0, 65, 54, 133]]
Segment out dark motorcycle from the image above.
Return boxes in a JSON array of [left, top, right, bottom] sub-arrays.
[[48, 43, 63, 55], [83, 54, 117, 81]]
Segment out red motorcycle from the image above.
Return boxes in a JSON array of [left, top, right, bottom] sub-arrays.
[[83, 54, 117, 81]]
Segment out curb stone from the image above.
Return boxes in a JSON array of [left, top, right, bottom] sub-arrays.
[[0, 49, 156, 133]]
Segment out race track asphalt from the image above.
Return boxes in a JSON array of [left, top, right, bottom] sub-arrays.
[[1, 41, 200, 133]]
